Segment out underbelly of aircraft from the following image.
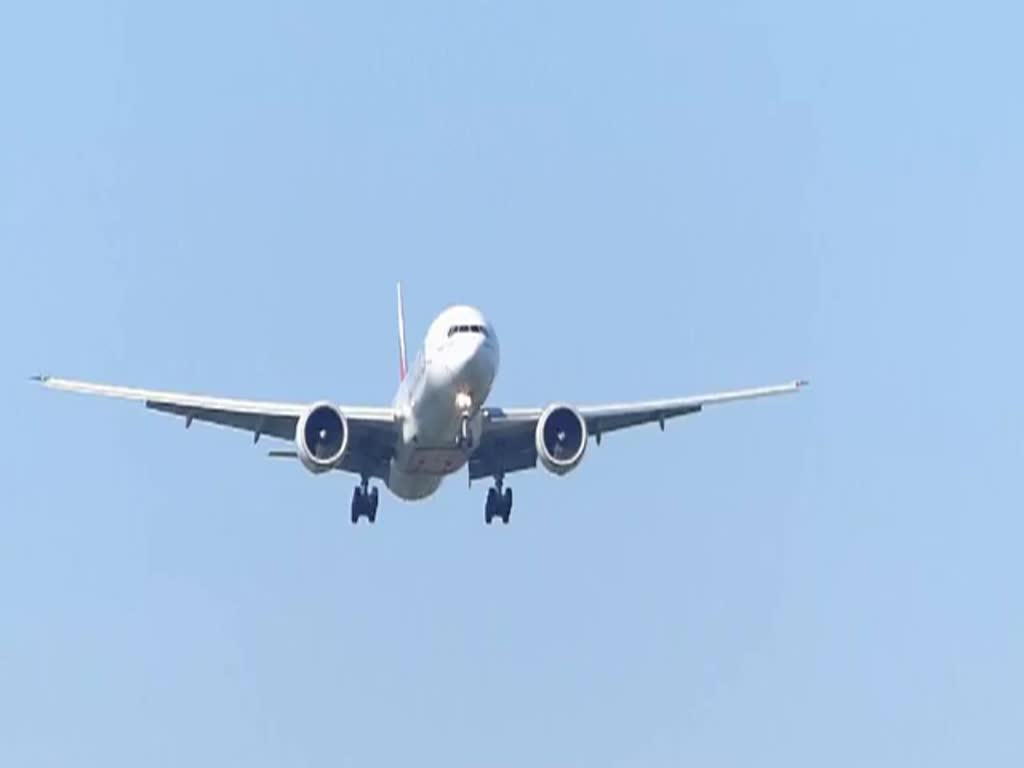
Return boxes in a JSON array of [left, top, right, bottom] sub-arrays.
[[385, 414, 468, 501], [387, 441, 470, 500], [386, 465, 444, 500]]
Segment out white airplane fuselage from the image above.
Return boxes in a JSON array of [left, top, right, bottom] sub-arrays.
[[386, 305, 499, 501]]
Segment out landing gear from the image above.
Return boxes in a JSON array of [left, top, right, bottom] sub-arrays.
[[351, 478, 379, 524], [457, 414, 475, 450], [484, 477, 512, 525]]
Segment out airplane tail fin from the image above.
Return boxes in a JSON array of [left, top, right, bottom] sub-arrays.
[[397, 282, 408, 382]]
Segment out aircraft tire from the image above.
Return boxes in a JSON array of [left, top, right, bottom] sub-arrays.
[[351, 487, 364, 525], [501, 488, 513, 524], [485, 488, 497, 524], [368, 487, 379, 524]]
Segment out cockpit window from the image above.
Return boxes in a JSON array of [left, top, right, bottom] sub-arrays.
[[447, 324, 489, 338]]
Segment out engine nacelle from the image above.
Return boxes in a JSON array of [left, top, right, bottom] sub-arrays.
[[295, 402, 349, 474], [535, 404, 588, 475]]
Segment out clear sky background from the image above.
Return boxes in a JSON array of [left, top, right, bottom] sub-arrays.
[[1, 1, 1021, 766]]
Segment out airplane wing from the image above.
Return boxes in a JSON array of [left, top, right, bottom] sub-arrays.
[[469, 380, 807, 481], [34, 375, 399, 479]]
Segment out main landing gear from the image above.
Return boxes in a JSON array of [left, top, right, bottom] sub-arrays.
[[484, 476, 512, 525], [351, 477, 379, 524]]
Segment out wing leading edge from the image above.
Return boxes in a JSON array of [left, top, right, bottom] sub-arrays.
[[470, 379, 807, 481], [34, 375, 399, 479]]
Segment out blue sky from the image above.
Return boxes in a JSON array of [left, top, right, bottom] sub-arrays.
[[1, 1, 1021, 765]]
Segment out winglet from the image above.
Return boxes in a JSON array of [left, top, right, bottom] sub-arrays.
[[397, 282, 408, 382]]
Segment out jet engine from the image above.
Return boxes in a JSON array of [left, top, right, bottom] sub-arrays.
[[535, 404, 588, 475], [295, 402, 349, 474]]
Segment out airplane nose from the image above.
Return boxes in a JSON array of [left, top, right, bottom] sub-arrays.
[[449, 336, 483, 375], [444, 336, 493, 387]]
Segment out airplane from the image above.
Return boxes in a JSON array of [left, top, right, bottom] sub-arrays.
[[35, 284, 806, 525]]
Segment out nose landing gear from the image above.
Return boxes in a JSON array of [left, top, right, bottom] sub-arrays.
[[484, 476, 512, 525], [455, 393, 475, 450], [351, 477, 379, 524], [457, 415, 475, 450]]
